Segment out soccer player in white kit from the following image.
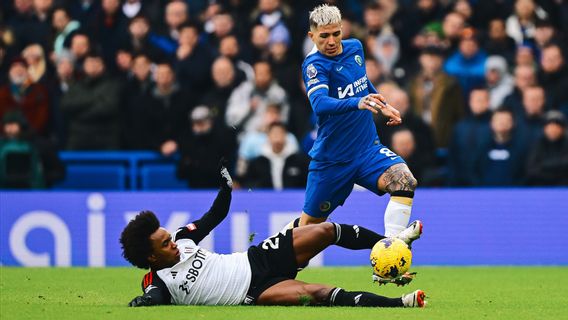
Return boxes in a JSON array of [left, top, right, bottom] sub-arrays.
[[121, 161, 426, 308]]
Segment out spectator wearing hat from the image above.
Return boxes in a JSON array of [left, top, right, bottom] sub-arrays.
[[526, 110, 568, 185], [177, 105, 237, 189], [444, 27, 488, 99], [0, 57, 50, 136], [408, 46, 465, 148], [485, 55, 514, 111], [60, 52, 122, 150]]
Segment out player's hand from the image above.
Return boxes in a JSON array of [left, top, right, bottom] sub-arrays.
[[373, 94, 402, 126], [128, 295, 153, 307], [218, 157, 233, 190], [358, 94, 384, 114], [373, 272, 417, 287]]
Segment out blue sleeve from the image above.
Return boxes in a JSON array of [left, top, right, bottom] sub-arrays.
[[367, 79, 378, 94], [308, 89, 361, 116]]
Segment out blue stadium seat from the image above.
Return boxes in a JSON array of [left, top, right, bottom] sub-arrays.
[[140, 163, 187, 190], [52, 164, 127, 190]]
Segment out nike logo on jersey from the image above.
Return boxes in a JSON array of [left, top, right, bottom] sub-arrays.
[[335, 66, 343, 72]]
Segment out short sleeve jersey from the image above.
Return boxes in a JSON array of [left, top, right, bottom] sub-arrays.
[[146, 238, 252, 305], [302, 39, 380, 162]]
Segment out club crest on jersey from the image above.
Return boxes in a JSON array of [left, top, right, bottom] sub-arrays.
[[319, 201, 331, 212], [306, 64, 317, 79], [355, 55, 363, 66]]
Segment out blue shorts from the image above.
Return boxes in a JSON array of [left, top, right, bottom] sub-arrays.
[[302, 145, 405, 218]]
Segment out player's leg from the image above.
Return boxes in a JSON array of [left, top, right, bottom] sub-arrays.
[[257, 279, 419, 307], [292, 222, 386, 267], [378, 163, 418, 236], [356, 146, 418, 237]]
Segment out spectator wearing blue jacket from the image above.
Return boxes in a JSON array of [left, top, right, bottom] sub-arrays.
[[444, 28, 487, 99]]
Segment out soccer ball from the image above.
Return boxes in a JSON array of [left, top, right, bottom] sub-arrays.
[[370, 238, 412, 279]]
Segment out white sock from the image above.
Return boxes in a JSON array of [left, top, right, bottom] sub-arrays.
[[384, 196, 413, 237]]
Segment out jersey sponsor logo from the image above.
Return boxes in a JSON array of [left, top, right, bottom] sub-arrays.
[[307, 78, 320, 87], [355, 55, 363, 66], [319, 201, 331, 212], [184, 248, 206, 284], [337, 75, 369, 98], [306, 64, 317, 79], [380, 147, 399, 160]]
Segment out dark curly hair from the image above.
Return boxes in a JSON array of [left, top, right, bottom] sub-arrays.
[[120, 211, 160, 269]]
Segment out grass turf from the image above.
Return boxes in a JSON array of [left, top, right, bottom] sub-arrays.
[[1, 266, 567, 320]]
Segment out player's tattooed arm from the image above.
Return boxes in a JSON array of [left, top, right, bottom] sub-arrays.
[[379, 163, 418, 193]]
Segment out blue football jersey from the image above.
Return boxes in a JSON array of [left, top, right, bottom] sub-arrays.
[[302, 39, 380, 163]]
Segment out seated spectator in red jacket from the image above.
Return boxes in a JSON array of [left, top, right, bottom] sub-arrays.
[[0, 57, 49, 136]]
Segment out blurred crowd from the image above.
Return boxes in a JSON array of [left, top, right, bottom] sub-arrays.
[[1, 0, 568, 189]]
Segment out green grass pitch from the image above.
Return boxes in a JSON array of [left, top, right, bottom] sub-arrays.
[[1, 266, 567, 320]]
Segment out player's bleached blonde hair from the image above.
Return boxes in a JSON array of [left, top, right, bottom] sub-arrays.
[[309, 4, 342, 30]]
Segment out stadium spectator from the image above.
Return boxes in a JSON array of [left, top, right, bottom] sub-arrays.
[[448, 88, 492, 186], [139, 62, 193, 156], [21, 43, 52, 85], [239, 122, 308, 190], [250, 24, 271, 62], [177, 106, 237, 189], [0, 111, 64, 189], [441, 11, 466, 53], [218, 35, 254, 82], [444, 27, 488, 99], [120, 53, 153, 150], [0, 57, 50, 136], [526, 110, 568, 185], [538, 44, 568, 110], [484, 18, 517, 65], [175, 22, 214, 100], [162, 0, 189, 45], [363, 2, 400, 77], [374, 88, 436, 160], [121, 166, 426, 307], [409, 46, 465, 148], [514, 44, 537, 67], [472, 108, 527, 186], [60, 52, 122, 150], [125, 15, 168, 62], [485, 55, 514, 111], [206, 10, 235, 50], [505, 0, 541, 46], [390, 128, 437, 187], [252, 0, 291, 44], [69, 33, 91, 73], [533, 19, 559, 53], [52, 6, 81, 58], [518, 86, 546, 147], [503, 64, 537, 116], [200, 57, 243, 127], [225, 61, 289, 136], [93, 0, 129, 70]]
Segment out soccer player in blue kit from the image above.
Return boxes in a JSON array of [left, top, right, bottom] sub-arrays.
[[292, 4, 422, 239]]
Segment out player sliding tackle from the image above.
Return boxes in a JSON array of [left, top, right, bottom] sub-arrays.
[[284, 4, 422, 255], [121, 161, 426, 308]]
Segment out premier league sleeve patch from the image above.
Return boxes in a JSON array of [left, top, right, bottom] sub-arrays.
[[306, 64, 317, 79]]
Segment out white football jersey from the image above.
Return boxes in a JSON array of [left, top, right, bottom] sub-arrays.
[[156, 238, 252, 305]]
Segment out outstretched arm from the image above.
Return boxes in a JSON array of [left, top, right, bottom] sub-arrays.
[[173, 160, 233, 244], [129, 272, 171, 307]]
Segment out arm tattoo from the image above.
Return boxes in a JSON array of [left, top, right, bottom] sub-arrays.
[[380, 164, 417, 193]]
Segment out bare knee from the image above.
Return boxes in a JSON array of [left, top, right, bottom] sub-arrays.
[[309, 223, 336, 244]]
